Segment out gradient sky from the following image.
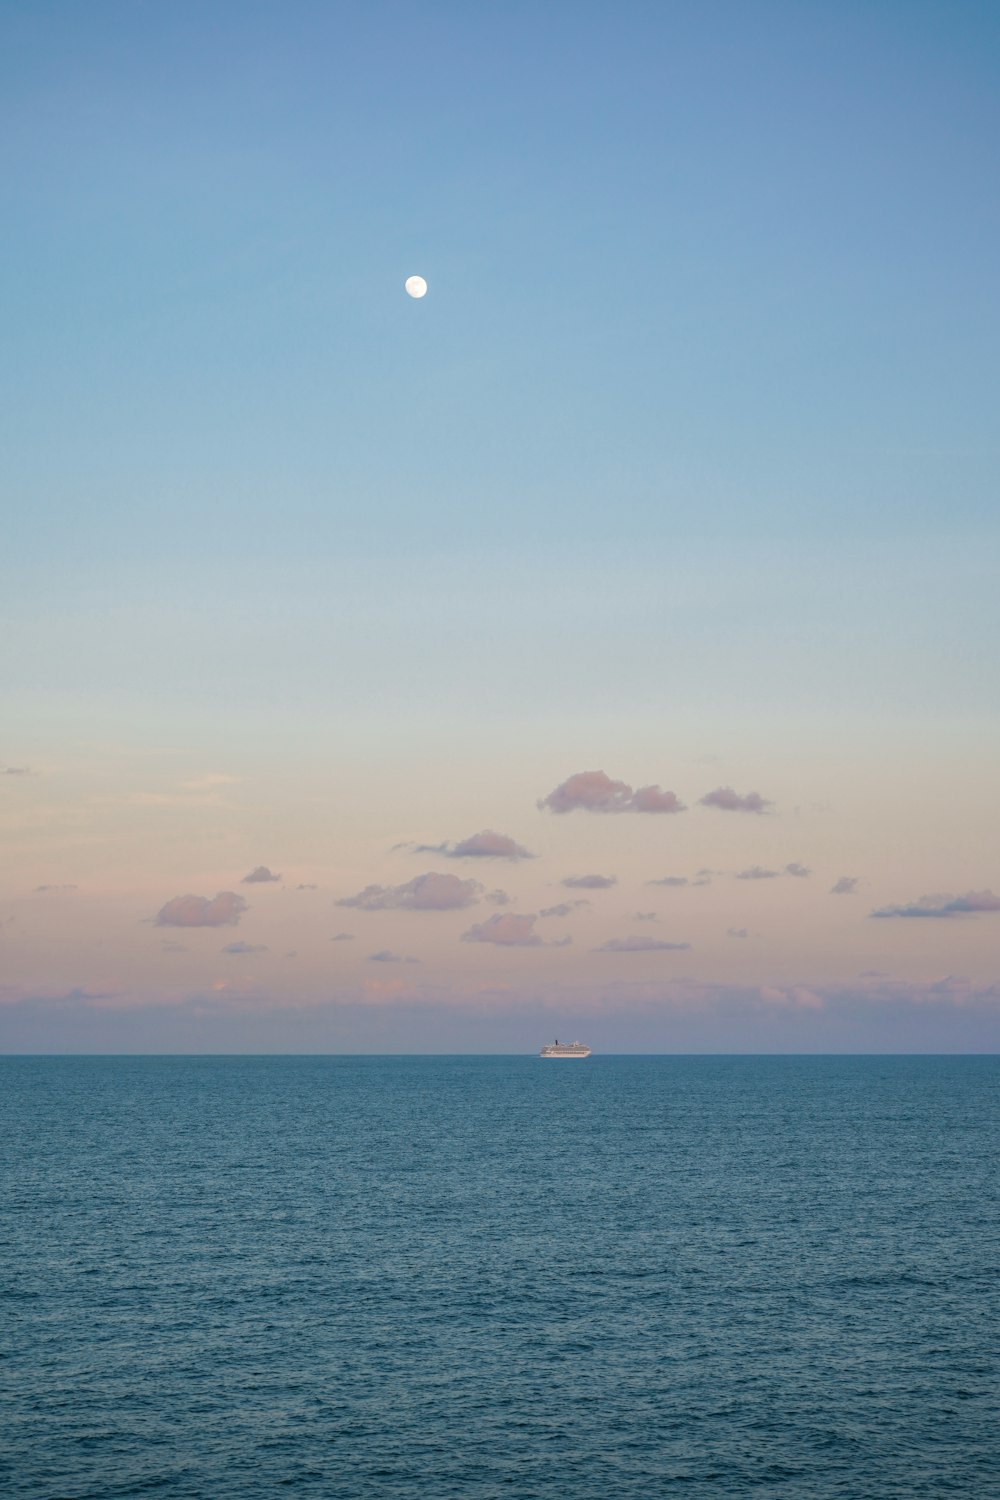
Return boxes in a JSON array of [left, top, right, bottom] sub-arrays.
[[3, 0, 999, 1051]]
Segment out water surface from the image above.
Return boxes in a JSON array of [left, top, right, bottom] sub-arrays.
[[2, 1055, 997, 1497]]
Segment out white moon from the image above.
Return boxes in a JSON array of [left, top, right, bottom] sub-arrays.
[[404, 275, 428, 299]]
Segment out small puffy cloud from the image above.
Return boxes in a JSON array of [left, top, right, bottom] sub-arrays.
[[539, 900, 589, 918], [337, 872, 481, 911], [296, 883, 318, 891], [562, 873, 617, 890], [485, 888, 511, 906], [629, 785, 686, 814], [647, 875, 688, 888], [870, 889, 1000, 920], [419, 830, 534, 861], [785, 862, 811, 879], [727, 927, 749, 940], [4, 765, 30, 776], [242, 866, 281, 884], [155, 891, 247, 928], [596, 936, 691, 953], [330, 932, 355, 942], [222, 941, 267, 955], [736, 866, 779, 881], [831, 876, 859, 895], [369, 950, 419, 964], [700, 787, 772, 814], [461, 913, 543, 947], [538, 770, 685, 816]]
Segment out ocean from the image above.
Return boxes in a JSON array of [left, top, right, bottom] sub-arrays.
[[2, 1055, 997, 1498]]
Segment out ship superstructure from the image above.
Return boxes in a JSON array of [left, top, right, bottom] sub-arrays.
[[539, 1039, 591, 1058]]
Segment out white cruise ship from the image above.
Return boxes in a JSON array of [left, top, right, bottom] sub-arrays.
[[539, 1039, 591, 1058]]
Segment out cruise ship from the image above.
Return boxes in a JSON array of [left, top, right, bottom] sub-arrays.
[[539, 1039, 591, 1058]]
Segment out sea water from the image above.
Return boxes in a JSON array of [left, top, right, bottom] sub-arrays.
[[2, 1055, 997, 1498]]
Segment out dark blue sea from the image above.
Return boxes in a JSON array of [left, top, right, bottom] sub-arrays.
[[2, 1056, 998, 1499]]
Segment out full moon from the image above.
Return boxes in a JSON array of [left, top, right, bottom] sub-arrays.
[[404, 275, 428, 299]]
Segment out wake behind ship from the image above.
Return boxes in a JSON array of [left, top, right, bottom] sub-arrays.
[[539, 1039, 591, 1058]]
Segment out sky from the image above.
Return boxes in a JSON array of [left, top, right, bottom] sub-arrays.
[[2, 0, 999, 1051]]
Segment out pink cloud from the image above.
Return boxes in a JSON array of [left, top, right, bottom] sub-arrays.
[[630, 785, 686, 814], [831, 876, 859, 895], [562, 873, 617, 890], [461, 913, 543, 947], [154, 891, 247, 927], [538, 770, 685, 815], [871, 889, 1000, 920], [242, 865, 281, 884], [700, 786, 772, 814], [596, 936, 691, 953], [337, 872, 481, 911]]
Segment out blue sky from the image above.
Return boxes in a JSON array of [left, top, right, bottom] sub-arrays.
[[2, 1, 999, 1049]]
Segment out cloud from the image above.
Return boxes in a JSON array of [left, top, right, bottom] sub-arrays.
[[417, 830, 534, 861], [785, 862, 811, 878], [700, 786, 772, 814], [562, 873, 617, 890], [461, 913, 543, 947], [3, 766, 30, 776], [296, 883, 318, 891], [539, 900, 589, 918], [831, 876, 859, 895], [647, 875, 688, 888], [870, 890, 1000, 920], [727, 927, 749, 940], [222, 941, 268, 955], [485, 889, 511, 906], [35, 884, 78, 893], [337, 872, 481, 911], [154, 892, 247, 927], [369, 950, 419, 964], [633, 912, 658, 922], [596, 937, 691, 953], [538, 770, 685, 815], [161, 940, 187, 953], [736, 866, 779, 880], [330, 932, 355, 942], [242, 866, 281, 884], [757, 985, 823, 1011]]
